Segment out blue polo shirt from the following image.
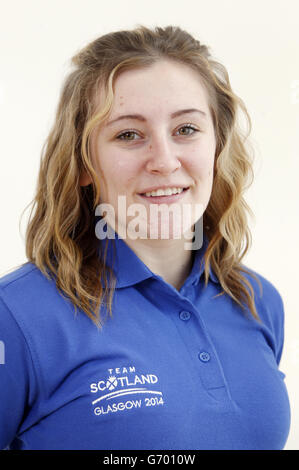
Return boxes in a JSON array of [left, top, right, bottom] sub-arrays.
[[0, 230, 291, 450]]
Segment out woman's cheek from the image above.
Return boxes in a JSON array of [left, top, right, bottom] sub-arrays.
[[110, 152, 141, 174], [189, 155, 214, 180]]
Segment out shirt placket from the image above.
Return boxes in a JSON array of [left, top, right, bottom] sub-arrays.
[[164, 282, 235, 408]]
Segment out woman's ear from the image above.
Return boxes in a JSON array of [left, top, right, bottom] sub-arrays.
[[79, 170, 92, 186]]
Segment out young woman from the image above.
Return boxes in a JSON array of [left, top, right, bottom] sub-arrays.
[[0, 25, 290, 450]]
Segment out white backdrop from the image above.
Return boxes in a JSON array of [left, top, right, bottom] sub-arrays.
[[0, 0, 298, 450]]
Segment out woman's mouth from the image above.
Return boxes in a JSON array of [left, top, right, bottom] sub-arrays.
[[138, 187, 189, 204]]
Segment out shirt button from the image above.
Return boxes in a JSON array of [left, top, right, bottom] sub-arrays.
[[198, 351, 211, 362], [179, 310, 191, 321]]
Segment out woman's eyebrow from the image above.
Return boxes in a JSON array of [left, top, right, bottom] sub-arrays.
[[105, 108, 207, 127]]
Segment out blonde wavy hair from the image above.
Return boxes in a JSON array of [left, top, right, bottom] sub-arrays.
[[22, 24, 262, 326]]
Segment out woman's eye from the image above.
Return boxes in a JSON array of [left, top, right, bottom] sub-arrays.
[[175, 124, 199, 136], [116, 124, 199, 142], [116, 131, 140, 141]]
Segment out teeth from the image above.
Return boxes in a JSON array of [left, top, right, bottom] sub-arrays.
[[144, 187, 185, 197]]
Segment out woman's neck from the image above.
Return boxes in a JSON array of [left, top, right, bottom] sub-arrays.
[[124, 237, 194, 291]]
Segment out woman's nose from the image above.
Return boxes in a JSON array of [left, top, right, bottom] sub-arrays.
[[145, 135, 181, 174]]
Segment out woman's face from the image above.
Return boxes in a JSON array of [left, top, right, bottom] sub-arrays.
[[86, 59, 217, 241]]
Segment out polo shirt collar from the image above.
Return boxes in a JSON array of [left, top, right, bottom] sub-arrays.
[[97, 220, 219, 288]]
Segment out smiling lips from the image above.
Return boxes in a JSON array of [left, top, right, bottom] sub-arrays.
[[138, 186, 189, 203], [139, 186, 189, 196], [143, 187, 185, 197]]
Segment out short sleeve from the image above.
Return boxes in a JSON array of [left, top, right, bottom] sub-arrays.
[[269, 288, 285, 366], [248, 269, 286, 367], [0, 294, 38, 449]]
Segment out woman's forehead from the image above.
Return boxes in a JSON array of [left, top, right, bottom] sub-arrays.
[[110, 67, 209, 118]]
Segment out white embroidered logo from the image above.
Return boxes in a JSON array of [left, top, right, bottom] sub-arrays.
[[105, 376, 118, 391], [90, 365, 164, 416]]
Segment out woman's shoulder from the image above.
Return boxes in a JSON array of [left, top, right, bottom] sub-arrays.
[[0, 261, 52, 291], [0, 261, 62, 305], [0, 262, 75, 332], [240, 264, 285, 350], [241, 264, 284, 305]]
